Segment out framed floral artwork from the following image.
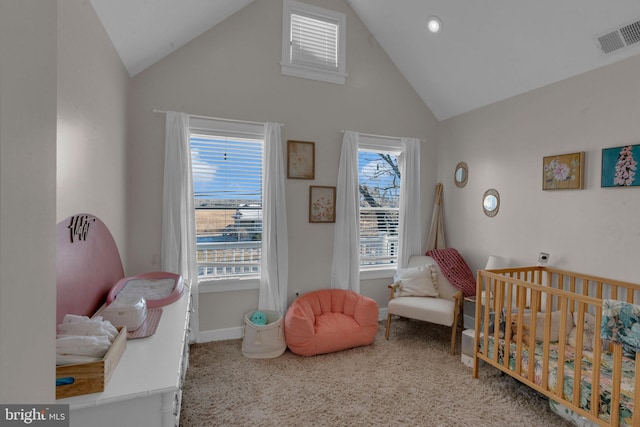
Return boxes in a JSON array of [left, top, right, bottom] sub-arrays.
[[309, 186, 336, 223], [601, 144, 640, 187], [287, 140, 315, 179], [542, 152, 585, 190]]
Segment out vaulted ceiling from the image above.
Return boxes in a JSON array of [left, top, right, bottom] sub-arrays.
[[91, 0, 640, 121]]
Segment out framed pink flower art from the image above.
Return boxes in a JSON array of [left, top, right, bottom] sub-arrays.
[[602, 144, 639, 188], [542, 152, 585, 190], [309, 186, 336, 223]]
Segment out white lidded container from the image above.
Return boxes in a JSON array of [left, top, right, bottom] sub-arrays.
[[102, 296, 147, 331]]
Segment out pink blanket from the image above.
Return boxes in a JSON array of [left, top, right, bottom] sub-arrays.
[[426, 248, 476, 297]]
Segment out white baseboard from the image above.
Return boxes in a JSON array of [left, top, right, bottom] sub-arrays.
[[197, 326, 244, 343], [196, 308, 389, 343]]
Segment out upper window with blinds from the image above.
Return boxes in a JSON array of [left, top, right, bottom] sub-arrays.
[[281, 0, 347, 85], [189, 117, 264, 281]]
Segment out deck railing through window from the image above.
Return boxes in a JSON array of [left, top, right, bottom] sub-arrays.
[[196, 241, 261, 278], [197, 234, 397, 278], [359, 233, 398, 267]]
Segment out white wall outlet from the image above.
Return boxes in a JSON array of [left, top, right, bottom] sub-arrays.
[[537, 252, 550, 266]]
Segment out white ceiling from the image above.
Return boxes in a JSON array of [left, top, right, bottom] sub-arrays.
[[90, 0, 255, 77], [91, 0, 640, 121]]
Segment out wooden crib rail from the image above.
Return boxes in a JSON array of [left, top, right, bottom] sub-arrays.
[[480, 266, 640, 303], [472, 266, 640, 427]]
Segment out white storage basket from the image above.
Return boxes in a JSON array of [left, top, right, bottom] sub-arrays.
[[241, 310, 286, 359]]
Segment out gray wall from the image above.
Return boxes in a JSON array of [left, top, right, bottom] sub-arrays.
[[126, 0, 439, 336], [57, 0, 129, 263], [0, 0, 129, 401], [0, 0, 57, 403], [437, 53, 640, 282]]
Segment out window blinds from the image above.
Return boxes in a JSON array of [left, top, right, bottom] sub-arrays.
[[358, 149, 400, 267], [290, 11, 339, 71], [191, 133, 263, 203], [190, 126, 264, 278]]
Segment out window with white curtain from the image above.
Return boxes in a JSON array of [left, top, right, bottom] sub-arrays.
[[358, 138, 401, 269], [189, 117, 264, 280], [281, 0, 347, 84]]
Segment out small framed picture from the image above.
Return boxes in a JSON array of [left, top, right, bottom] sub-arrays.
[[542, 152, 585, 190], [601, 144, 640, 187], [287, 140, 315, 179], [309, 186, 336, 223]]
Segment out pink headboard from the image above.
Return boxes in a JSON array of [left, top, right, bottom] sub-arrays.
[[56, 214, 124, 325]]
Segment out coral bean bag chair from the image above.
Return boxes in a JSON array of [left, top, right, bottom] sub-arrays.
[[284, 289, 379, 356]]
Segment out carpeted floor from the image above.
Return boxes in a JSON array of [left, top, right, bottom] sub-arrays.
[[180, 319, 572, 426]]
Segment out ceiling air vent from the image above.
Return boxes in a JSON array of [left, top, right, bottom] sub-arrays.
[[620, 20, 640, 45], [597, 18, 640, 54]]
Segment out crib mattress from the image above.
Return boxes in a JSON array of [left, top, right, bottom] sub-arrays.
[[483, 336, 636, 426]]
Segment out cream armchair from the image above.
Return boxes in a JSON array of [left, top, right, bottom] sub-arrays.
[[385, 255, 464, 355]]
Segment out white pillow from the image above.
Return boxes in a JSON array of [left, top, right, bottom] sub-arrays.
[[394, 265, 439, 297], [521, 310, 573, 343]]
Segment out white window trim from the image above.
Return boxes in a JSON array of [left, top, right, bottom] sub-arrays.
[[360, 267, 395, 280], [190, 117, 264, 138], [358, 135, 402, 153], [198, 277, 260, 293], [358, 136, 402, 272], [190, 117, 265, 283], [281, 0, 347, 85]]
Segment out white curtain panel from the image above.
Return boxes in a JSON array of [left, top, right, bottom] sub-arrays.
[[162, 111, 198, 336], [331, 131, 361, 293], [258, 123, 289, 314], [397, 137, 422, 267]]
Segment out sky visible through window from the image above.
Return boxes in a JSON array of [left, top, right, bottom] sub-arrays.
[[190, 135, 263, 205], [190, 138, 398, 207], [358, 150, 400, 208]]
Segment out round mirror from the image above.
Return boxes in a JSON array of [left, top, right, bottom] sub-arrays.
[[482, 188, 500, 217], [454, 162, 468, 188]]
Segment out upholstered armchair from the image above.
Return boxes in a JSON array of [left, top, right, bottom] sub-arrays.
[[385, 255, 464, 355]]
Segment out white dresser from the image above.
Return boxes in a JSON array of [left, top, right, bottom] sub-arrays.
[[60, 288, 192, 427]]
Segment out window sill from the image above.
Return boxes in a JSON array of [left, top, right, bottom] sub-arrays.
[[281, 62, 347, 85], [360, 267, 396, 280], [198, 277, 260, 293]]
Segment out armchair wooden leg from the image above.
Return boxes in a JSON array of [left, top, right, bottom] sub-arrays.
[[450, 323, 457, 355], [385, 314, 392, 340], [450, 291, 463, 355], [450, 305, 462, 355]]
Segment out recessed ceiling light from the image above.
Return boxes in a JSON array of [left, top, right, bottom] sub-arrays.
[[427, 16, 442, 33]]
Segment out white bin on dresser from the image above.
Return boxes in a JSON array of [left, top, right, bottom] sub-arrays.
[[59, 287, 192, 427]]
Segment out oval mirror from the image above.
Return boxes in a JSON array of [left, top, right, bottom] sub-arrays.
[[482, 188, 500, 217], [454, 162, 468, 188]]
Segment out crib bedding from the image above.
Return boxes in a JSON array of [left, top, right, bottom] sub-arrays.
[[483, 336, 636, 426]]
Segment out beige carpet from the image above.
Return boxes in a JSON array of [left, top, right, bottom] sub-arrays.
[[180, 319, 572, 426]]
